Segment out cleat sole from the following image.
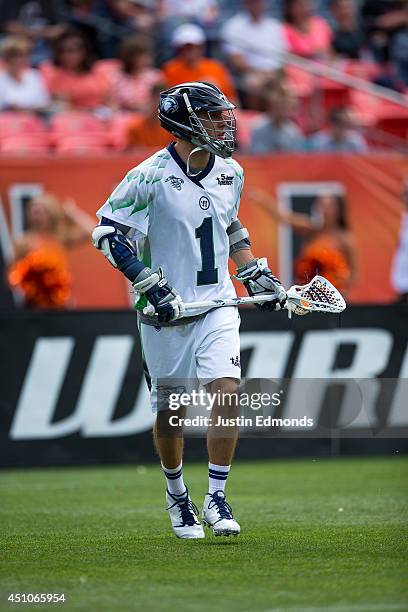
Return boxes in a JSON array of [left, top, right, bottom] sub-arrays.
[[203, 520, 240, 537]]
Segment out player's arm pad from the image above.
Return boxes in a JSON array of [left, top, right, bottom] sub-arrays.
[[227, 219, 251, 255], [91, 217, 145, 282], [92, 218, 180, 322]]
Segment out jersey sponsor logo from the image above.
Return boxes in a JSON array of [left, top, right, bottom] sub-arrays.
[[160, 96, 179, 113], [165, 175, 184, 191], [230, 355, 241, 368], [216, 174, 234, 186], [199, 196, 211, 210]]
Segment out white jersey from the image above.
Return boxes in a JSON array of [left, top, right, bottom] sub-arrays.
[[97, 143, 244, 312]]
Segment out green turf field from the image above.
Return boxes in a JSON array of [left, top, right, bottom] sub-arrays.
[[1, 457, 407, 612]]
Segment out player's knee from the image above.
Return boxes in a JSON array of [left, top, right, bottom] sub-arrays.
[[156, 408, 185, 437], [207, 377, 240, 416]]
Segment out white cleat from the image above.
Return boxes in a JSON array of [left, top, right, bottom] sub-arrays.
[[166, 490, 205, 539], [202, 491, 241, 537]]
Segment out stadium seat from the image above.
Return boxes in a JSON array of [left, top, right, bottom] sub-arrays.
[[54, 133, 110, 154], [286, 66, 314, 99], [0, 132, 50, 154], [50, 111, 106, 137], [376, 110, 408, 140], [319, 78, 351, 113], [109, 112, 141, 151], [287, 66, 351, 120], [50, 112, 109, 150], [349, 90, 379, 127], [50, 111, 106, 132], [351, 90, 408, 138], [0, 112, 47, 136]]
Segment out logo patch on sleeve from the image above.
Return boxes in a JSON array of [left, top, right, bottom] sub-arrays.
[[165, 175, 184, 190], [216, 174, 234, 186]]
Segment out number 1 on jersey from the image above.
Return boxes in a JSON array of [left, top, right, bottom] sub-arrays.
[[195, 217, 218, 285]]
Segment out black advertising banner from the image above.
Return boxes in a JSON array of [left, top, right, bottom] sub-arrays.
[[0, 306, 407, 468]]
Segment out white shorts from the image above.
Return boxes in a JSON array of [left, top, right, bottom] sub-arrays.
[[139, 307, 241, 413]]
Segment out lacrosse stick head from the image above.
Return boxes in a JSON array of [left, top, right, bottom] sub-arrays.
[[287, 275, 346, 316]]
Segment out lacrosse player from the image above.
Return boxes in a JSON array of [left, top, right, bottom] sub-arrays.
[[92, 82, 287, 538]]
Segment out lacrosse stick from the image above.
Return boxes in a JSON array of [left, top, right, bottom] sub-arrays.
[[283, 275, 346, 318], [142, 276, 346, 319]]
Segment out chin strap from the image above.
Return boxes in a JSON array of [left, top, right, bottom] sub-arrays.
[[186, 146, 205, 177]]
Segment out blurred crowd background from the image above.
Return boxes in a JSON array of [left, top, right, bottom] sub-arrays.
[[0, 0, 407, 311], [0, 0, 407, 154]]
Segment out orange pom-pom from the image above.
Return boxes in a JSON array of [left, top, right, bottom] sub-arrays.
[[8, 247, 71, 309], [295, 245, 350, 290]]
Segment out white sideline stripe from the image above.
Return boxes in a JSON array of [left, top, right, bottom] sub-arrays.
[[256, 604, 406, 612]]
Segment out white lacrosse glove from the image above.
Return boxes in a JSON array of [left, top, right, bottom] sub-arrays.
[[235, 258, 287, 311], [133, 267, 185, 323]]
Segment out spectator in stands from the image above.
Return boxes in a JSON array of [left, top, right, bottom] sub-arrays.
[[126, 82, 171, 148], [8, 193, 95, 310], [390, 14, 408, 86], [330, 0, 365, 59], [221, 0, 287, 108], [113, 0, 156, 33], [248, 188, 357, 294], [109, 35, 162, 112], [162, 24, 236, 102], [62, 0, 104, 58], [0, 36, 50, 112], [391, 177, 408, 304], [40, 29, 112, 111], [361, 0, 408, 65], [157, 0, 219, 27], [0, 0, 67, 65], [283, 0, 333, 60], [93, 0, 156, 58], [309, 107, 368, 153], [249, 84, 304, 153]]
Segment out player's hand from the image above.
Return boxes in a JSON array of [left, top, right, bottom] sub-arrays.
[[133, 267, 184, 323], [235, 258, 287, 312]]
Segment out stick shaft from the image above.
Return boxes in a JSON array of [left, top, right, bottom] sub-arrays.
[[142, 294, 282, 316], [183, 295, 280, 310]]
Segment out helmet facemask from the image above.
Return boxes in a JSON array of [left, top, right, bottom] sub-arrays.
[[189, 107, 236, 158]]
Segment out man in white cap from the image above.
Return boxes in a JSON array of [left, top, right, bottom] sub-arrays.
[[162, 23, 236, 102], [222, 0, 287, 108]]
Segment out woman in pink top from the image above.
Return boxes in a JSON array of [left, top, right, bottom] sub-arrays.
[[40, 29, 111, 110], [106, 36, 163, 113], [283, 0, 333, 59]]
